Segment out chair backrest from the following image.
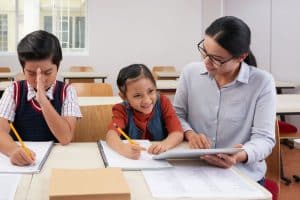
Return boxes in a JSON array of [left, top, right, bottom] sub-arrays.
[[70, 66, 94, 72], [265, 120, 280, 186], [152, 66, 176, 79], [73, 104, 113, 142], [69, 66, 94, 83], [71, 83, 113, 96], [0, 67, 11, 72]]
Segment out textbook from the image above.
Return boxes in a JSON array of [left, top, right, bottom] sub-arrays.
[[152, 147, 244, 160], [0, 141, 54, 174], [97, 140, 172, 170], [49, 168, 130, 200]]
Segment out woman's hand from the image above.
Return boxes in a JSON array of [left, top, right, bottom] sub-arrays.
[[201, 144, 246, 168], [185, 131, 211, 149]]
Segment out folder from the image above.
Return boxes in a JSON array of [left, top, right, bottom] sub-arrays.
[[49, 168, 130, 200]]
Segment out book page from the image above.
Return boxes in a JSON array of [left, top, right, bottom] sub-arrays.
[[143, 163, 266, 199], [98, 140, 172, 170], [0, 174, 21, 200], [0, 141, 53, 174]]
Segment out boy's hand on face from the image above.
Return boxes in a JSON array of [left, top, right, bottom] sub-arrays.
[[36, 68, 48, 106], [10, 146, 36, 166]]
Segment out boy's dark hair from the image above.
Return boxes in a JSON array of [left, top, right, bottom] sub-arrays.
[[117, 64, 156, 93], [205, 16, 257, 67], [17, 30, 62, 69]]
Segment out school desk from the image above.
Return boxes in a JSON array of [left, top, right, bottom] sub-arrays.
[[156, 80, 178, 95], [156, 71, 180, 80], [59, 71, 108, 83], [13, 142, 271, 200], [275, 81, 296, 94], [78, 96, 122, 106], [0, 81, 12, 98], [0, 72, 18, 81]]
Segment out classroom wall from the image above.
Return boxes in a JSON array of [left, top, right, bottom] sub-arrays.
[[0, 0, 202, 94]]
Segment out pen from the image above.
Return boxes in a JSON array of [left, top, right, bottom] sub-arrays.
[[9, 123, 32, 158], [113, 123, 136, 145]]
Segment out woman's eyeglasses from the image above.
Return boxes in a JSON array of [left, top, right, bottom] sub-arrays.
[[197, 39, 234, 67]]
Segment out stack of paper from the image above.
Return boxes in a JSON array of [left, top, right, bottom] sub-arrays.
[[0, 174, 21, 200]]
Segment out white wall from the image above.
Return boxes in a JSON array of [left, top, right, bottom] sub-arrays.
[[0, 0, 202, 94]]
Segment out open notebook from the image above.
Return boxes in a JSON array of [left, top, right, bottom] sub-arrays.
[[97, 140, 172, 170], [0, 141, 54, 174]]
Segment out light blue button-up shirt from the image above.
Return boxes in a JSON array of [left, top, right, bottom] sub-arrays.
[[174, 62, 276, 181]]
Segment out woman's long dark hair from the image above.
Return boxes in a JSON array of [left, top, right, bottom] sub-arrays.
[[205, 16, 257, 67]]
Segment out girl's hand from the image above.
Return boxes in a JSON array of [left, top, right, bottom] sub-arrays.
[[185, 131, 211, 149], [120, 143, 145, 160], [148, 142, 169, 155], [10, 146, 36, 166]]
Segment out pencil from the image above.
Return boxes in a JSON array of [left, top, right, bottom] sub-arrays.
[[9, 123, 32, 158], [113, 123, 136, 145]]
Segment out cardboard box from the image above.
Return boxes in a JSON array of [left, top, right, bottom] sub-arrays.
[[49, 168, 130, 200]]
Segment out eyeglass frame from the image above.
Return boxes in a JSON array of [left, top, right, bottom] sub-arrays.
[[197, 39, 234, 66]]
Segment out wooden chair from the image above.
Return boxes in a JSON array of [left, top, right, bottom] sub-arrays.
[[69, 66, 94, 83], [152, 66, 176, 79], [265, 120, 280, 199], [73, 104, 113, 142], [0, 67, 11, 81], [71, 83, 113, 96]]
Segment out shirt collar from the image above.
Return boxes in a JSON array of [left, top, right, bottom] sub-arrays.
[[27, 81, 56, 101], [199, 61, 250, 84]]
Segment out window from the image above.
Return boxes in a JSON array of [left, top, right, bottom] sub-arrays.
[[0, 14, 8, 51], [0, 0, 87, 53]]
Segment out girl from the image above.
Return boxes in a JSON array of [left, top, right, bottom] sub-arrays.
[[106, 64, 183, 159]]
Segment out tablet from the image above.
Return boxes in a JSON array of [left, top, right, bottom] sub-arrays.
[[152, 148, 244, 160]]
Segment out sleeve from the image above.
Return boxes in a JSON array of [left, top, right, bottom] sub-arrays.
[[107, 103, 128, 135], [160, 95, 183, 134], [173, 67, 194, 132], [243, 75, 276, 164], [61, 85, 82, 118], [0, 83, 16, 122]]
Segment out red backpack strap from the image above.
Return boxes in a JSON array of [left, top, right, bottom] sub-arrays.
[[13, 81, 21, 111], [61, 83, 69, 102]]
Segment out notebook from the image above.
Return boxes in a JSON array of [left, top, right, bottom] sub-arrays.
[[152, 147, 244, 160], [49, 168, 130, 200], [97, 140, 172, 170], [0, 141, 54, 174]]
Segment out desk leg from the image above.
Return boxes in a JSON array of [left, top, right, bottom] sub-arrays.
[[280, 152, 292, 185]]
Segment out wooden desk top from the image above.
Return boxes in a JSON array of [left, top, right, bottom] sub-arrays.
[[0, 72, 18, 78], [156, 80, 178, 90], [156, 71, 180, 79], [276, 94, 300, 114], [78, 96, 122, 106], [16, 143, 271, 200], [275, 81, 296, 89], [59, 71, 107, 78]]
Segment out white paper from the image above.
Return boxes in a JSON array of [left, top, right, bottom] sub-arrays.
[[98, 140, 172, 170], [143, 163, 266, 199], [0, 141, 53, 174], [0, 174, 21, 200]]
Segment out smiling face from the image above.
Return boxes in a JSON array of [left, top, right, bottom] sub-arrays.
[[201, 36, 242, 77], [23, 59, 58, 90], [122, 77, 157, 115]]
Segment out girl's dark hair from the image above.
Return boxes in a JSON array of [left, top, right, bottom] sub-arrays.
[[117, 64, 156, 93], [205, 16, 257, 67], [17, 30, 62, 69]]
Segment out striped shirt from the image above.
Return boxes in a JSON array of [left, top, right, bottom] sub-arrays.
[[0, 81, 82, 121]]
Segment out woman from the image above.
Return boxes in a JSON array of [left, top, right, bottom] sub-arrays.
[[174, 16, 276, 184]]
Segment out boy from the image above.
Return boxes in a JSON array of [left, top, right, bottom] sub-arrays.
[[0, 30, 82, 166]]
